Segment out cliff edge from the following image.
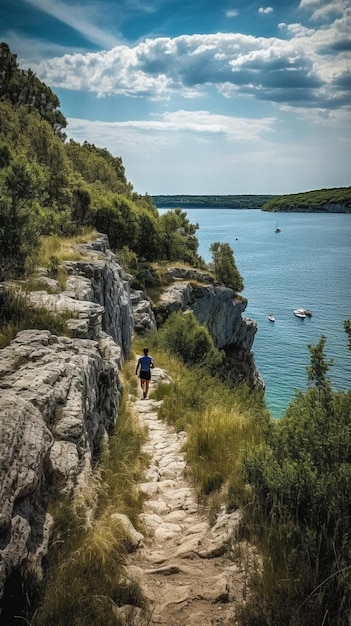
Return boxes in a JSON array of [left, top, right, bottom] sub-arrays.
[[0, 235, 261, 619]]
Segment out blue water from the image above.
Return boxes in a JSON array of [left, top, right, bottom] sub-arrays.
[[159, 208, 351, 418]]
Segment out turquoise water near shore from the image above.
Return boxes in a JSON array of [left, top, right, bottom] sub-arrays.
[[159, 208, 351, 418]]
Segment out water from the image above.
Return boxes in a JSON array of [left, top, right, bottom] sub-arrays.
[[159, 208, 351, 418]]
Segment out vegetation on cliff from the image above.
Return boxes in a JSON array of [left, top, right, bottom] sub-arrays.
[[0, 43, 207, 283], [262, 186, 351, 212]]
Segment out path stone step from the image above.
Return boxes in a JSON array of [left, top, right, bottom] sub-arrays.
[[123, 365, 249, 625]]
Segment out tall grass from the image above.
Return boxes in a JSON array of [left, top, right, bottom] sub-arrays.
[[0, 288, 73, 348], [186, 406, 254, 497], [32, 370, 149, 626], [134, 336, 268, 509], [36, 229, 99, 267]]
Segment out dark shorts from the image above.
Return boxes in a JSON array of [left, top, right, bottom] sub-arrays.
[[140, 370, 151, 381]]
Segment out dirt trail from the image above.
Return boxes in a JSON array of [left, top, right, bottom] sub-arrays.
[[123, 366, 250, 626]]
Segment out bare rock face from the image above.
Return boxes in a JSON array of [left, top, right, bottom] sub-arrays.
[[156, 274, 256, 351], [154, 275, 262, 389], [0, 392, 53, 596], [0, 234, 146, 617], [0, 329, 121, 612]]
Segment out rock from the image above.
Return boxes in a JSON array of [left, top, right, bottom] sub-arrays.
[[0, 233, 135, 614], [113, 604, 149, 626], [154, 278, 262, 389], [110, 513, 144, 549], [0, 392, 53, 596]]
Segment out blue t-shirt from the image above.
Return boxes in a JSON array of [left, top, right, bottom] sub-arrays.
[[139, 355, 153, 371]]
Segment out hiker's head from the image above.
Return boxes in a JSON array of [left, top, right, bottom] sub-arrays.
[[143, 347, 149, 355]]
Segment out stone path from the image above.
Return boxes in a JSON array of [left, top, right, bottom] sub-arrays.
[[121, 366, 250, 626]]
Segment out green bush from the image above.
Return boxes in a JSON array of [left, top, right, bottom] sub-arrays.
[[240, 337, 351, 626], [154, 311, 224, 370]]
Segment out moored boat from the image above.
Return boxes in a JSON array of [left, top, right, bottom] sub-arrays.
[[268, 313, 275, 322], [294, 308, 306, 318]]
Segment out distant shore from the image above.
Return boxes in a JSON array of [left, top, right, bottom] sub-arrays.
[[152, 187, 351, 213], [152, 194, 275, 210]]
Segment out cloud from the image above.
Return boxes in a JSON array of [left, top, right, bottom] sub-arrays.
[[67, 109, 275, 144], [226, 10, 239, 18], [258, 7, 274, 14], [23, 0, 120, 48], [32, 12, 351, 113], [298, 0, 348, 20]]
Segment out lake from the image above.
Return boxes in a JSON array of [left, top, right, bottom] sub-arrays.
[[159, 208, 351, 418]]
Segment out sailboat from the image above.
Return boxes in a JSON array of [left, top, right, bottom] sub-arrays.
[[275, 221, 281, 233]]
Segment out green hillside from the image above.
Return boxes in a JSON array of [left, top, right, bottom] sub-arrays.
[[262, 187, 351, 212], [0, 43, 205, 282]]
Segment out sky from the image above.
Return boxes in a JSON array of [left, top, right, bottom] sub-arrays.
[[1, 0, 350, 195]]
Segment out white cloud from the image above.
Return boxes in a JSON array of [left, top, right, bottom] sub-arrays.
[[298, 0, 348, 20], [258, 7, 274, 14], [67, 109, 275, 143], [226, 10, 239, 18], [32, 14, 351, 113]]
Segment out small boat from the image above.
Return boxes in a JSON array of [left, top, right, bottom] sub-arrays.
[[275, 221, 281, 233], [268, 313, 275, 322], [294, 308, 306, 318]]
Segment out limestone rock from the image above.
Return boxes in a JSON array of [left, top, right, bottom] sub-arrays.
[[0, 234, 135, 614], [154, 278, 263, 389], [0, 392, 53, 595], [110, 513, 144, 549]]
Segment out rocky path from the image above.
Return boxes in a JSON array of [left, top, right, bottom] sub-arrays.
[[123, 366, 249, 626]]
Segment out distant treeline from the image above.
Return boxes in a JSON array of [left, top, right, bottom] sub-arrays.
[[152, 194, 275, 209], [153, 188, 351, 212], [262, 187, 351, 212]]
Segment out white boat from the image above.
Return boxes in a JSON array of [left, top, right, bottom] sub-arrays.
[[294, 308, 306, 318], [268, 313, 275, 322]]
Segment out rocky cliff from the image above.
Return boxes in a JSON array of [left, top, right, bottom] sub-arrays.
[[0, 235, 155, 619], [0, 236, 261, 618], [155, 267, 263, 389]]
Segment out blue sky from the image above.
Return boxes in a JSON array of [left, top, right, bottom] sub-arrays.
[[1, 0, 350, 195]]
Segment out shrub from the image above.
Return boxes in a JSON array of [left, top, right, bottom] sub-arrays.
[[240, 338, 351, 626], [154, 311, 224, 370]]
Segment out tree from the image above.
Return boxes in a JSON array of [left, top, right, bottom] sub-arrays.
[[159, 208, 201, 265], [209, 242, 244, 292], [0, 157, 41, 278], [306, 335, 333, 408]]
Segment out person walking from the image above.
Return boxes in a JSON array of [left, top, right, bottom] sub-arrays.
[[135, 347, 155, 399]]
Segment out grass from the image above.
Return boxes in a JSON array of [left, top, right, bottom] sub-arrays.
[[0, 230, 102, 349], [0, 288, 73, 348], [133, 335, 268, 510], [36, 229, 99, 268], [32, 366, 149, 626]]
